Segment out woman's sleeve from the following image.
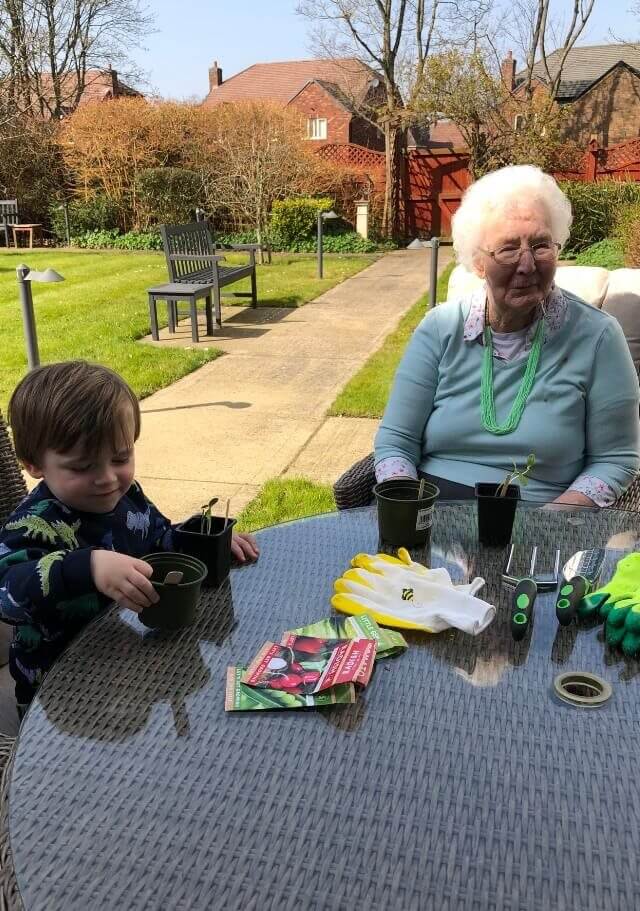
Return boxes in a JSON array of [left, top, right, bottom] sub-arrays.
[[579, 319, 640, 498], [374, 309, 443, 469]]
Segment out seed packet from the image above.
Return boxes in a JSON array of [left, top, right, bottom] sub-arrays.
[[242, 635, 376, 695], [225, 666, 356, 711], [283, 613, 407, 660]]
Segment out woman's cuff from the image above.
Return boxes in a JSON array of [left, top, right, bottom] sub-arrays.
[[374, 457, 418, 483], [567, 475, 616, 508]]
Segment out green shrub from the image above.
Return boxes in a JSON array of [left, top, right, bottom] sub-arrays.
[[615, 202, 640, 268], [560, 181, 640, 253], [573, 238, 625, 269], [270, 196, 334, 247], [136, 167, 202, 228], [275, 230, 377, 253], [71, 229, 163, 250], [49, 195, 119, 243], [215, 230, 259, 245]]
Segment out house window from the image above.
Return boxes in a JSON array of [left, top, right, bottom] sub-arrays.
[[514, 114, 525, 131], [307, 117, 328, 140]]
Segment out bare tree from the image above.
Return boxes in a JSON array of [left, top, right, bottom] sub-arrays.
[[507, 0, 597, 100], [0, 0, 153, 119], [196, 103, 324, 248], [297, 0, 495, 236]]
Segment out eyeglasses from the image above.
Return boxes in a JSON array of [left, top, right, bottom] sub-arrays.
[[479, 241, 561, 266]]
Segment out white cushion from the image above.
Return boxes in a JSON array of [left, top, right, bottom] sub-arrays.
[[602, 269, 640, 368], [554, 266, 609, 308], [605, 268, 640, 299]]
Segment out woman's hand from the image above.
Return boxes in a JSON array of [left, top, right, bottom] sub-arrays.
[[550, 491, 596, 508], [231, 531, 260, 563]]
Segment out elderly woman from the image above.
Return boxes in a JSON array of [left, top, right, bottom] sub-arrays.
[[375, 165, 640, 506]]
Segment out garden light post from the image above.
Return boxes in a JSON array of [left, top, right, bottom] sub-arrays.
[[317, 210, 338, 279], [16, 264, 65, 369], [58, 202, 71, 246], [407, 236, 440, 309]]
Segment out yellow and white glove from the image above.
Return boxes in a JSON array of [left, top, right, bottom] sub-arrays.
[[332, 563, 495, 635]]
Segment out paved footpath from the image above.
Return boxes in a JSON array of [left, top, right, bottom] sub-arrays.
[[136, 248, 452, 521]]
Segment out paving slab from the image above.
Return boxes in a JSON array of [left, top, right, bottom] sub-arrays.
[[283, 417, 378, 485], [135, 248, 451, 521]]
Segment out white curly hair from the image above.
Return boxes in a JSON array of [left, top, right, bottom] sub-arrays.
[[451, 165, 573, 272]]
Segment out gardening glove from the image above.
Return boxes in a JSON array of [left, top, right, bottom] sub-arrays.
[[349, 548, 484, 595], [603, 588, 640, 657], [577, 553, 640, 620], [351, 548, 450, 585], [331, 565, 495, 635]]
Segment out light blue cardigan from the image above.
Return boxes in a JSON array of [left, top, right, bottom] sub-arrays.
[[374, 291, 640, 503]]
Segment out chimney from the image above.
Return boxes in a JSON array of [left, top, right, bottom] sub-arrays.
[[209, 60, 223, 91], [500, 51, 515, 92]]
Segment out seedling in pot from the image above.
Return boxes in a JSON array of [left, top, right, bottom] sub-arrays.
[[496, 453, 535, 498], [200, 498, 218, 535]]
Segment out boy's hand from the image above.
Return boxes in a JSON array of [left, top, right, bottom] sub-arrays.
[[90, 550, 159, 612], [231, 531, 260, 564]]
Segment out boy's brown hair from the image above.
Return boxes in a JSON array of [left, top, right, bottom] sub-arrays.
[[8, 361, 141, 466]]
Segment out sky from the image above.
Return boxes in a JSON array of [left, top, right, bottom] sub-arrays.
[[131, 0, 638, 101]]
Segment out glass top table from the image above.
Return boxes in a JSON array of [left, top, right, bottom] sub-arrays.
[[5, 503, 640, 910]]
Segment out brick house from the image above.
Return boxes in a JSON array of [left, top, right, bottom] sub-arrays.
[[202, 58, 385, 150], [36, 66, 140, 116], [511, 44, 640, 147]]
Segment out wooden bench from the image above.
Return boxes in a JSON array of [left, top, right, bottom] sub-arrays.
[[157, 223, 259, 340]]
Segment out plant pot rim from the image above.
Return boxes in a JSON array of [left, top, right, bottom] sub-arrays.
[[176, 516, 237, 536], [144, 551, 207, 584], [374, 479, 440, 503], [475, 482, 521, 499]]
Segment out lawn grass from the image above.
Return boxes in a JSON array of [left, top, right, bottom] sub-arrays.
[[236, 477, 336, 532], [328, 260, 455, 419], [0, 248, 376, 411]]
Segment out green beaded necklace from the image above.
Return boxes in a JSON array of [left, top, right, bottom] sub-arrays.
[[480, 301, 544, 435]]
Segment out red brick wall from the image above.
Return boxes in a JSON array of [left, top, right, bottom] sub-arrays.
[[562, 67, 640, 147], [289, 82, 351, 145], [349, 115, 385, 150]]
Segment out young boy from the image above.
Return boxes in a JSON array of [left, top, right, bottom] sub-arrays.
[[0, 360, 259, 710]]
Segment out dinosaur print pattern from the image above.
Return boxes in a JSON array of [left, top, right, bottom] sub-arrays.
[[0, 479, 174, 705]]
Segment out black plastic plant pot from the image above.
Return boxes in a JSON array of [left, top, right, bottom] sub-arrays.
[[475, 483, 520, 546], [139, 552, 207, 630], [373, 479, 440, 547], [173, 515, 237, 588]]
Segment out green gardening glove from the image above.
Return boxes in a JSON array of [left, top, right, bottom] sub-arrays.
[[603, 591, 640, 657], [577, 553, 640, 621]]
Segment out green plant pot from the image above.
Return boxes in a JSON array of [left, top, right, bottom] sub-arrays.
[[475, 483, 520, 546], [374, 479, 440, 547], [173, 516, 237, 587], [139, 552, 207, 630]]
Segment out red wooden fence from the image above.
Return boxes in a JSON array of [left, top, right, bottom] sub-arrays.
[[318, 136, 640, 237]]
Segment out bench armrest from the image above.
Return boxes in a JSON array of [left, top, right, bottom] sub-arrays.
[[168, 253, 226, 263], [225, 243, 262, 252]]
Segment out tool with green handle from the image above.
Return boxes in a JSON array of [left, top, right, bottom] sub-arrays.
[[504, 545, 560, 641], [555, 548, 605, 626], [509, 547, 539, 641]]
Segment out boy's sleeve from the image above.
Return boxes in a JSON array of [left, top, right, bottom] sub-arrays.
[[135, 485, 175, 551], [0, 510, 98, 626]]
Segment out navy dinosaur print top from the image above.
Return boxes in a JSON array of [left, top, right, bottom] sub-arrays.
[[0, 481, 173, 705]]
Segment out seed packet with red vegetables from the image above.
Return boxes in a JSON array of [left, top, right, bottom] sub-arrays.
[[225, 666, 356, 711], [242, 636, 377, 695], [282, 613, 407, 660]]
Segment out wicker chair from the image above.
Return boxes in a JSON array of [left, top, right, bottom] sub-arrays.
[[0, 412, 22, 906], [0, 411, 26, 527], [333, 451, 640, 514]]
